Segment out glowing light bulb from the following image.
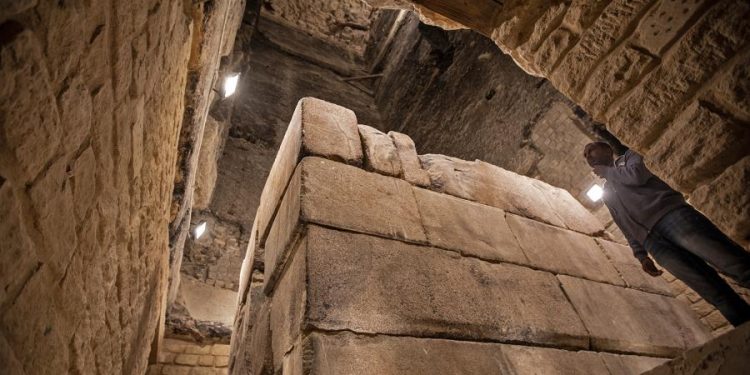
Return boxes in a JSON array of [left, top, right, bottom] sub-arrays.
[[194, 221, 208, 239], [586, 184, 604, 202], [223, 73, 239, 97]]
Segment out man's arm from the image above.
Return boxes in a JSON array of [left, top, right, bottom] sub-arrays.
[[599, 152, 653, 186], [626, 238, 663, 277]]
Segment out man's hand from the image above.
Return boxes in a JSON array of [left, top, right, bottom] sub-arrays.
[[592, 165, 610, 178], [640, 257, 663, 277]]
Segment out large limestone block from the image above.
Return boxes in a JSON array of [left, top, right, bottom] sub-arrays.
[[530, 179, 605, 235], [551, 0, 652, 97], [644, 322, 750, 375], [688, 156, 750, 246], [0, 30, 61, 182], [607, 1, 750, 147], [473, 161, 567, 228], [596, 239, 673, 296], [388, 131, 430, 187], [507, 214, 624, 286], [264, 157, 426, 290], [254, 97, 363, 245], [599, 353, 669, 375], [269, 225, 590, 362], [647, 100, 749, 192], [248, 301, 273, 375], [418, 154, 478, 201], [193, 116, 222, 210], [413, 187, 528, 264], [284, 331, 611, 375], [358, 124, 403, 177], [558, 275, 711, 356]]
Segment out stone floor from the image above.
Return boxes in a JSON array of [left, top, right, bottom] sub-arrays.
[[148, 339, 230, 375]]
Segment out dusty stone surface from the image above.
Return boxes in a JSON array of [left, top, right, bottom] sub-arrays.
[[277, 225, 590, 349], [289, 331, 611, 375], [644, 322, 750, 375], [599, 353, 668, 375], [388, 131, 430, 187], [559, 275, 711, 357], [689, 156, 750, 247], [507, 214, 624, 286], [253, 97, 364, 245], [262, 0, 373, 56], [596, 239, 674, 296], [413, 187, 528, 265], [0, 1, 194, 373], [193, 116, 223, 210], [358, 124, 403, 177], [270, 237, 307, 368], [178, 277, 237, 326], [264, 157, 427, 287], [418, 154, 478, 202], [531, 179, 606, 235]]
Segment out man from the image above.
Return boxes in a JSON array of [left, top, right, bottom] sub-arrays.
[[583, 141, 750, 326]]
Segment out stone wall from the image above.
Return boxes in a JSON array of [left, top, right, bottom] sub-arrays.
[[148, 338, 230, 375], [0, 1, 194, 374], [229, 98, 713, 374], [376, 0, 750, 249]]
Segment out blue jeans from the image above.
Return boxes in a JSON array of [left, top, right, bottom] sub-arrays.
[[645, 206, 750, 326]]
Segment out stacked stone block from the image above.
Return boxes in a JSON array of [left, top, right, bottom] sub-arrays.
[[148, 339, 230, 375], [230, 98, 712, 374]]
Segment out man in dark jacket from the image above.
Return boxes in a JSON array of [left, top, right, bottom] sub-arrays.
[[583, 141, 750, 326]]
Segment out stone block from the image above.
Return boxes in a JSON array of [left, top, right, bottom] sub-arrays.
[[284, 331, 610, 375], [551, 0, 652, 97], [473, 161, 567, 228], [358, 124, 403, 177], [558, 275, 711, 356], [174, 354, 199, 366], [599, 352, 669, 375], [0, 30, 61, 182], [254, 97, 362, 245], [507, 214, 624, 286], [418, 154, 478, 201], [705, 52, 750, 121], [264, 157, 426, 290], [533, 28, 574, 76], [531, 179, 605, 235], [633, 0, 708, 55], [688, 156, 750, 246], [413, 187, 528, 264], [249, 301, 273, 375], [647, 100, 749, 191], [607, 2, 750, 147], [211, 344, 230, 356], [580, 46, 654, 118], [193, 116, 222, 210], [0, 184, 39, 310], [596, 239, 674, 296], [388, 131, 430, 187], [644, 322, 750, 375], [270, 225, 590, 360], [198, 355, 214, 366]]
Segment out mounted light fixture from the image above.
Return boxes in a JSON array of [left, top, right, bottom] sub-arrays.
[[222, 73, 240, 98], [194, 221, 208, 239], [586, 184, 604, 202]]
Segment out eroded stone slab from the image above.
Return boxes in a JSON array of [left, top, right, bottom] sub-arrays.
[[507, 214, 624, 286], [599, 352, 669, 375], [389, 131, 430, 187], [358, 124, 403, 177], [596, 239, 673, 296], [255, 97, 362, 245], [279, 225, 590, 349], [285, 331, 610, 375], [413, 187, 528, 264], [531, 179, 606, 235], [263, 157, 427, 289], [418, 154, 478, 201], [558, 275, 711, 357], [644, 322, 750, 375]]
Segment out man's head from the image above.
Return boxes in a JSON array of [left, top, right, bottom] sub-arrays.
[[583, 142, 614, 167]]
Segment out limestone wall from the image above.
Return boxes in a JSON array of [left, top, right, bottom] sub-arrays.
[[376, 0, 750, 250], [229, 98, 713, 374], [0, 1, 195, 374]]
